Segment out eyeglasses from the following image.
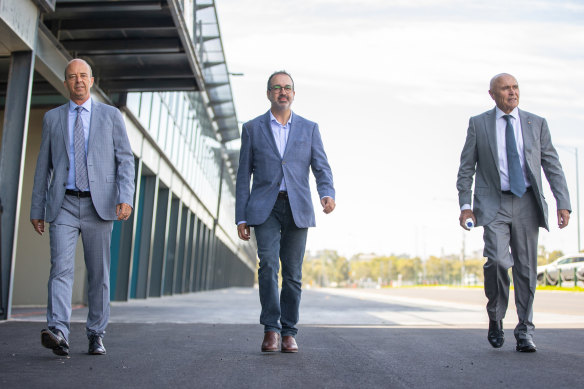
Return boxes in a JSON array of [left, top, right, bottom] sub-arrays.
[[269, 85, 293, 92]]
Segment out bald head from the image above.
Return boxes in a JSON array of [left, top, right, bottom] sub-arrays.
[[490, 73, 517, 90], [488, 73, 519, 114], [63, 58, 94, 105], [64, 58, 92, 80]]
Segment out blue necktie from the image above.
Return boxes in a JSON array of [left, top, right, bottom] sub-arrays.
[[74, 106, 89, 191], [503, 114, 526, 198]]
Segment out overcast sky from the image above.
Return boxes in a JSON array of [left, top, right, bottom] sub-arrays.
[[216, 0, 584, 259]]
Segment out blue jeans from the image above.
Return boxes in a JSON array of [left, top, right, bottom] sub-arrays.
[[253, 197, 308, 337]]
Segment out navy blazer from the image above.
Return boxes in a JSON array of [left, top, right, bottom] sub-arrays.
[[236, 111, 335, 228]]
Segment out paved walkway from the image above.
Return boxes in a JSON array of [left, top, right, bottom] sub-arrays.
[[2, 287, 583, 388]]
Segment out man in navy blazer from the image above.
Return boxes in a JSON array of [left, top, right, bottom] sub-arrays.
[[31, 59, 135, 356], [236, 71, 335, 353]]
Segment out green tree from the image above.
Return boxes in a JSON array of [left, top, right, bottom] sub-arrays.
[[395, 257, 422, 283]]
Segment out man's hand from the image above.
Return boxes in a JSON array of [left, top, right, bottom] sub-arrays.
[[238, 223, 250, 241], [31, 219, 45, 235], [321, 197, 336, 214], [116, 203, 132, 221], [557, 209, 570, 229], [459, 209, 476, 231]]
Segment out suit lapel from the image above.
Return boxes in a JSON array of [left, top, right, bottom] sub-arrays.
[[484, 108, 499, 170], [60, 103, 70, 161], [87, 100, 98, 156], [519, 109, 534, 168], [282, 112, 297, 159], [259, 111, 281, 158]]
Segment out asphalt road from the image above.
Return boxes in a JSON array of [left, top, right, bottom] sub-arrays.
[[2, 287, 583, 388]]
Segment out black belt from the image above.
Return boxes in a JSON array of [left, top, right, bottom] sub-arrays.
[[502, 186, 532, 195], [277, 191, 288, 199], [65, 189, 91, 198]]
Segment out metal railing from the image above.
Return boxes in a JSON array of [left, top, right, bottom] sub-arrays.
[[543, 268, 583, 287]]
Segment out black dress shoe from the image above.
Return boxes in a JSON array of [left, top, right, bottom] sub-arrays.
[[88, 334, 106, 355], [487, 320, 504, 348], [41, 328, 69, 356], [516, 338, 537, 352]]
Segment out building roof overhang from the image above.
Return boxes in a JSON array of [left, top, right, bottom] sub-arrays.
[[42, 0, 204, 93]]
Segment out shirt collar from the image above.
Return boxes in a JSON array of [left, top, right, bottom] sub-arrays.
[[495, 106, 519, 121], [269, 110, 293, 126], [69, 97, 92, 113]]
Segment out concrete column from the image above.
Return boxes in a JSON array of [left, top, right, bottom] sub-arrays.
[[0, 51, 35, 319]]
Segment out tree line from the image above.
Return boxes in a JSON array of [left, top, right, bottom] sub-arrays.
[[301, 247, 566, 287]]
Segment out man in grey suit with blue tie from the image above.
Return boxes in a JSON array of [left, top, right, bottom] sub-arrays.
[[30, 59, 135, 356], [457, 73, 570, 352], [236, 71, 335, 353]]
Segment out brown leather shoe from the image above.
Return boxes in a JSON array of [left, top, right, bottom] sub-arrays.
[[261, 331, 280, 352], [281, 335, 298, 353]]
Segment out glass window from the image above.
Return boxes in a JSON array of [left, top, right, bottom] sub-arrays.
[[126, 93, 141, 117], [150, 94, 161, 140], [139, 92, 152, 129], [178, 133, 186, 173], [175, 93, 183, 128], [172, 126, 180, 165], [165, 92, 174, 111], [184, 116, 192, 147], [159, 109, 170, 152]]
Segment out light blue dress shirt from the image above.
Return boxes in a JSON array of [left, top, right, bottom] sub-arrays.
[[66, 98, 92, 191], [270, 110, 292, 192]]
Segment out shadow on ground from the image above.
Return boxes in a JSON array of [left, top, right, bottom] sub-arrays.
[[1, 321, 582, 388]]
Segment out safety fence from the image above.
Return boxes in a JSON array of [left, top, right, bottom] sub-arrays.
[[542, 267, 584, 287]]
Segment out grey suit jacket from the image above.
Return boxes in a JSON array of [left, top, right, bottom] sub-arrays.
[[236, 111, 335, 228], [457, 107, 570, 230], [31, 101, 135, 222]]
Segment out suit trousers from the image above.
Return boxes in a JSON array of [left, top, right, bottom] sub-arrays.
[[482, 190, 539, 340], [253, 196, 308, 337], [47, 194, 113, 341]]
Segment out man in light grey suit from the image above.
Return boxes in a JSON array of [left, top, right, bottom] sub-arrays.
[[30, 58, 135, 356], [457, 73, 570, 352], [236, 71, 335, 353]]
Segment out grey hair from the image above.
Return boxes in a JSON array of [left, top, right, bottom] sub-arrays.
[[267, 70, 294, 91], [64, 58, 93, 80]]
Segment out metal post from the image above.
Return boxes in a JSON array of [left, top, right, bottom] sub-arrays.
[[575, 148, 580, 252], [0, 51, 36, 320], [0, 198, 3, 316], [558, 268, 562, 287], [559, 145, 581, 252], [213, 156, 225, 234], [460, 232, 466, 285], [574, 267, 578, 287]]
